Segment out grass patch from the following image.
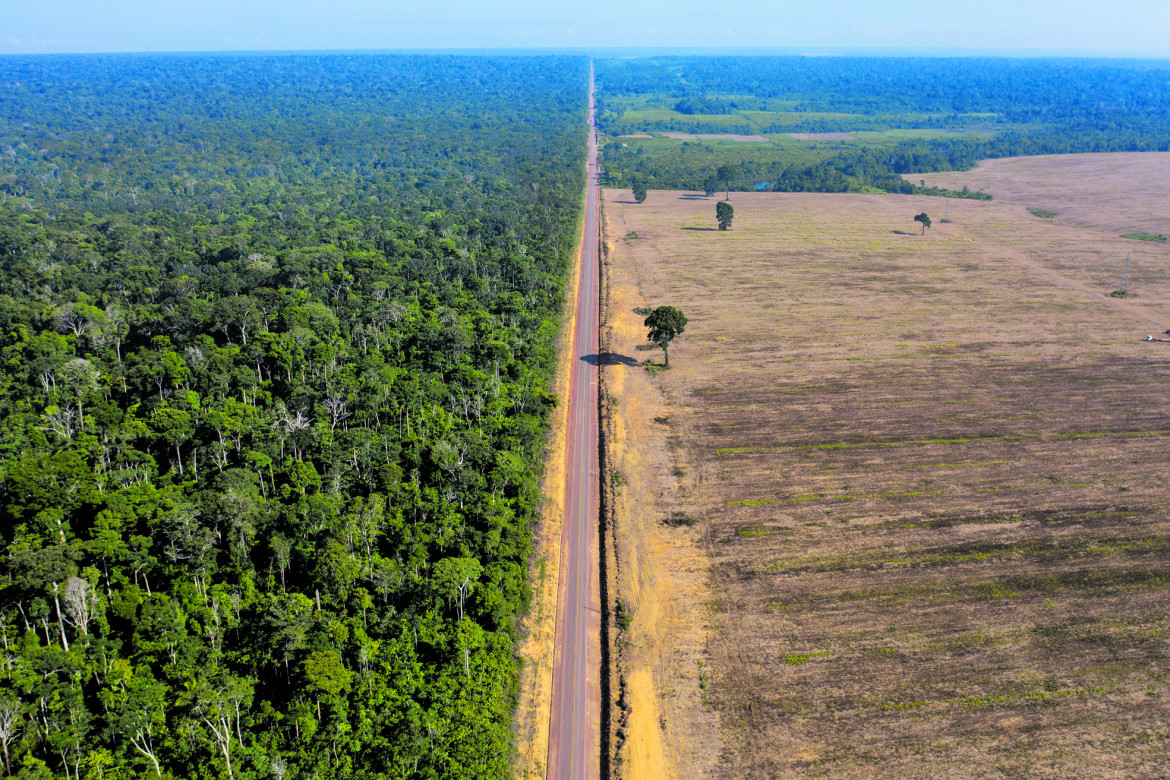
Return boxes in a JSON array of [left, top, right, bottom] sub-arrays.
[[736, 523, 771, 537], [664, 512, 696, 527], [880, 685, 1112, 711], [973, 582, 1019, 600], [1027, 207, 1058, 219], [783, 651, 831, 666], [616, 600, 632, 631], [1121, 232, 1167, 242]]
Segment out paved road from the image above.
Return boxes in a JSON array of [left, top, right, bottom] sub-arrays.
[[547, 63, 601, 780]]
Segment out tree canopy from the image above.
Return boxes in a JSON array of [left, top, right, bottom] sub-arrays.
[[594, 57, 1170, 196], [717, 200, 735, 231], [0, 52, 589, 779], [914, 212, 933, 234], [644, 306, 688, 368]]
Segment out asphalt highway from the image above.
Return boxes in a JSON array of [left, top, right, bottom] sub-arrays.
[[546, 63, 602, 780]]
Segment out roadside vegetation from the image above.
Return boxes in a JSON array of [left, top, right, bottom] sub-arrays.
[[0, 53, 587, 779]]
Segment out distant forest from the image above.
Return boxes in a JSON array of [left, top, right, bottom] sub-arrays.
[[596, 57, 1170, 193], [0, 53, 586, 779]]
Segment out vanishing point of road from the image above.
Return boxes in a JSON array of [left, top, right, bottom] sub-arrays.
[[547, 64, 602, 780]]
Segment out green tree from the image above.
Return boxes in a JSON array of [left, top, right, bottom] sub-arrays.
[[716, 164, 737, 199], [914, 212, 932, 234], [0, 698, 22, 777], [643, 306, 688, 368], [304, 650, 353, 718], [433, 557, 483, 621], [716, 200, 734, 231], [631, 182, 647, 204]]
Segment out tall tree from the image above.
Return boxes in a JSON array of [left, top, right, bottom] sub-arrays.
[[716, 164, 737, 200], [716, 200, 735, 231], [632, 182, 648, 203], [644, 306, 688, 368], [914, 212, 932, 234]]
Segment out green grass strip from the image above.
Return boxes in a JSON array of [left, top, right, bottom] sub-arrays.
[[727, 489, 941, 508], [880, 685, 1112, 711], [716, 429, 1170, 455]]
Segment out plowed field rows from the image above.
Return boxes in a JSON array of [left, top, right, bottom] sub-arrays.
[[604, 189, 1170, 779]]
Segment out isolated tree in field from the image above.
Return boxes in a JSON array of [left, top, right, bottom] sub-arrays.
[[914, 212, 932, 234], [632, 182, 647, 203], [644, 305, 688, 368], [716, 200, 735, 231], [703, 176, 718, 197]]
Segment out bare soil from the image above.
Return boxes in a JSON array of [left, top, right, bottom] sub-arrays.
[[909, 152, 1170, 237], [602, 188, 1170, 779]]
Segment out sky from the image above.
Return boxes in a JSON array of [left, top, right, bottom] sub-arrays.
[[3, 0, 1170, 56]]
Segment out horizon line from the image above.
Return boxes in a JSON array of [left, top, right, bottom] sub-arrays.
[[2, 45, 1169, 61]]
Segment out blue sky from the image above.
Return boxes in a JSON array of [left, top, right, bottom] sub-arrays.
[[3, 0, 1169, 56]]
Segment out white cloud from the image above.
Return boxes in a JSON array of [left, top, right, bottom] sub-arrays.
[[8, 37, 23, 47]]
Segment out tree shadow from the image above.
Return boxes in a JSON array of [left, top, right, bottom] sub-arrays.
[[890, 229, 915, 235], [582, 352, 640, 367], [677, 194, 711, 200], [610, 199, 640, 205], [681, 226, 719, 232]]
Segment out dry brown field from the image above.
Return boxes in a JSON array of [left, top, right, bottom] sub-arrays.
[[602, 188, 1170, 779], [910, 152, 1170, 237]]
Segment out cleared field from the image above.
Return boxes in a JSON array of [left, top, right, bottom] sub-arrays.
[[911, 153, 1170, 237], [602, 189, 1170, 779], [659, 132, 771, 142], [787, 132, 856, 140]]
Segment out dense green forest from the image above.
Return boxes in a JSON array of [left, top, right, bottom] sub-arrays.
[[0, 53, 587, 779], [595, 57, 1170, 192]]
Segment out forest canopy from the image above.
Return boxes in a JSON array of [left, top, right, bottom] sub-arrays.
[[595, 56, 1170, 193], [0, 53, 587, 779]]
